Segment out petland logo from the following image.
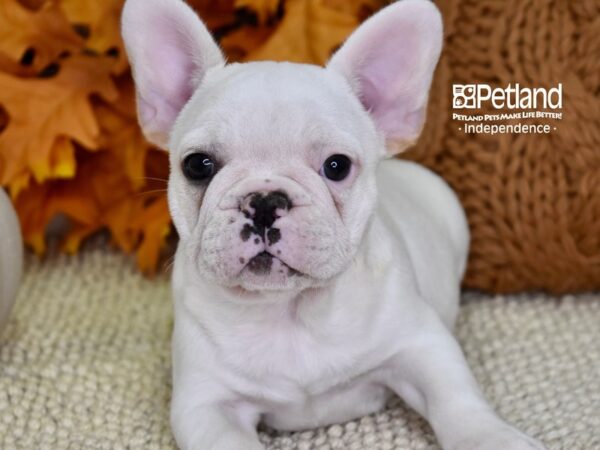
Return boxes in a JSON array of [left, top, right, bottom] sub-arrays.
[[452, 83, 563, 135], [453, 84, 562, 109]]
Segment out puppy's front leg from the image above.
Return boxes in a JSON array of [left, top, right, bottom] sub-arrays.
[[170, 394, 263, 450], [384, 309, 546, 450], [170, 310, 264, 450]]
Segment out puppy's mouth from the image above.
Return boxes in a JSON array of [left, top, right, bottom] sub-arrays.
[[245, 251, 302, 278], [246, 251, 275, 275]]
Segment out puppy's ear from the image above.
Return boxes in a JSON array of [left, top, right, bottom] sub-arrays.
[[121, 0, 225, 149], [327, 0, 442, 154]]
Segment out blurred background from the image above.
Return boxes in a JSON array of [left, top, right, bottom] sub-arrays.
[[0, 0, 599, 293]]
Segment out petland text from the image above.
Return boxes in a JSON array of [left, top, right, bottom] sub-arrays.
[[453, 83, 562, 110]]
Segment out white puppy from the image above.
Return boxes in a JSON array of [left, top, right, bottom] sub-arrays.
[[122, 0, 546, 449]]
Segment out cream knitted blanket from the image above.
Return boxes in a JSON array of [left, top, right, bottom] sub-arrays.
[[0, 248, 598, 449]]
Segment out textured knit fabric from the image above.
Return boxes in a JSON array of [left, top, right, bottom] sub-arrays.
[[0, 248, 598, 449], [404, 0, 600, 293]]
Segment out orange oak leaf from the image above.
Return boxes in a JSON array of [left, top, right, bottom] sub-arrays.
[[321, 0, 390, 21], [235, 0, 281, 24], [60, 0, 129, 73], [0, 54, 118, 196], [48, 135, 77, 179], [220, 25, 275, 61], [0, 0, 83, 71], [135, 151, 172, 273], [0, 50, 37, 77], [131, 194, 171, 274], [17, 0, 47, 10], [245, 0, 358, 64], [95, 104, 150, 189], [95, 75, 155, 189], [188, 0, 237, 31], [15, 148, 171, 272], [14, 154, 100, 255]]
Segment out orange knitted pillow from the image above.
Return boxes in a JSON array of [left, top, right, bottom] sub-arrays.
[[404, 0, 600, 293]]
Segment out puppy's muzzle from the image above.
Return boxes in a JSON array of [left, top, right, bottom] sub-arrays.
[[216, 176, 313, 278]]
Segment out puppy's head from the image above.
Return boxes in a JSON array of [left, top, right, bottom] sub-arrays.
[[122, 0, 442, 292]]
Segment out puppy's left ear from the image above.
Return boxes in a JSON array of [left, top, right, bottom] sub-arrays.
[[327, 0, 442, 154], [121, 0, 225, 149]]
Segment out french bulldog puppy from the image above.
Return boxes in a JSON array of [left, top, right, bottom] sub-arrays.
[[122, 0, 546, 448]]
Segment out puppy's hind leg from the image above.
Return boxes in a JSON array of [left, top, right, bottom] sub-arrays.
[[382, 306, 546, 450]]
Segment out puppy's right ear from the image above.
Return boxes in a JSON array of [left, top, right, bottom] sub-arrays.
[[121, 0, 224, 149]]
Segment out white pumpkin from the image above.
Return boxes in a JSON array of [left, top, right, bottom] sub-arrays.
[[0, 189, 22, 331]]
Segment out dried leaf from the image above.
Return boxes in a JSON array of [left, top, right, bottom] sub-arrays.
[[95, 75, 154, 188], [16, 0, 47, 11], [188, 0, 237, 30], [0, 0, 82, 70], [220, 25, 275, 61], [132, 195, 171, 274], [322, 0, 390, 21], [235, 0, 281, 24], [0, 50, 37, 77], [0, 54, 118, 195], [245, 0, 358, 64], [15, 148, 170, 272], [60, 0, 128, 73], [48, 136, 77, 178]]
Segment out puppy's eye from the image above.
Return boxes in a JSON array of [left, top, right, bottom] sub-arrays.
[[182, 153, 216, 182], [322, 154, 352, 181]]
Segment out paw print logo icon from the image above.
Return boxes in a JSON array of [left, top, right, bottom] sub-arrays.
[[453, 85, 476, 109]]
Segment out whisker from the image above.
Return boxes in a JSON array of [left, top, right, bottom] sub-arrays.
[[136, 176, 169, 183], [162, 255, 175, 273], [136, 189, 168, 197]]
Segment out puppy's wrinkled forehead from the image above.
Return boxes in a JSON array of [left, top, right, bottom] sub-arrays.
[[172, 61, 375, 157]]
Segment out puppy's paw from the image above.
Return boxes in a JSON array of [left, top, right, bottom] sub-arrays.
[[210, 434, 265, 450], [450, 424, 546, 450]]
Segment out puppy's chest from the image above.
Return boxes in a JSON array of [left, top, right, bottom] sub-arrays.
[[216, 315, 387, 400]]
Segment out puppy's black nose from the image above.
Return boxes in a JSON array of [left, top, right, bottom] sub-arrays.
[[242, 190, 291, 231]]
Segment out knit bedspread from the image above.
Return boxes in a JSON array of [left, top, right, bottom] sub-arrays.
[[0, 248, 598, 449]]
